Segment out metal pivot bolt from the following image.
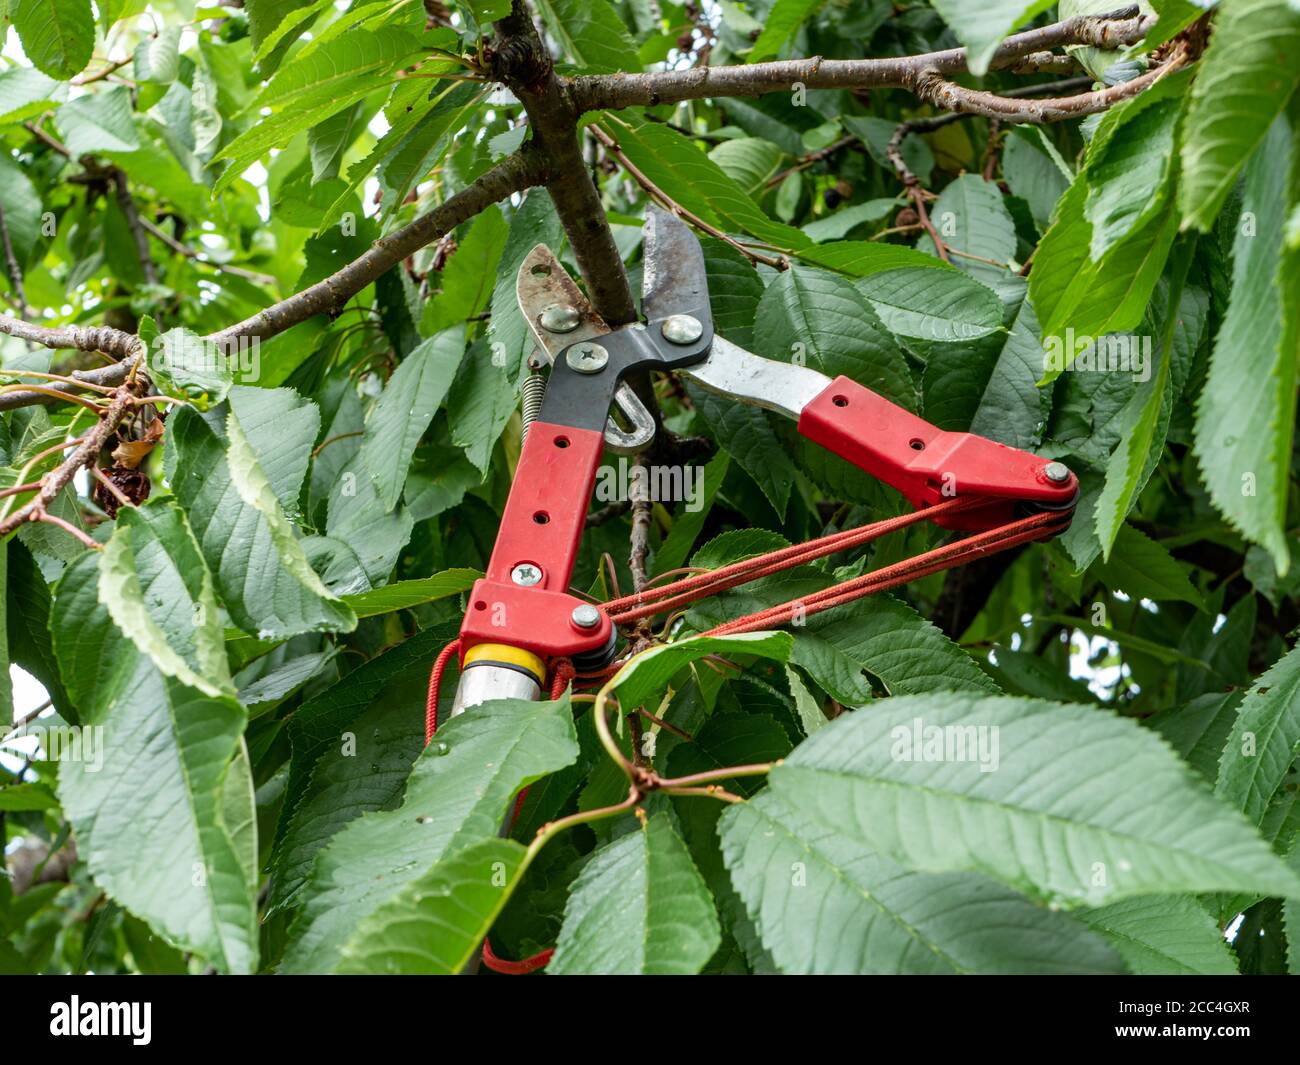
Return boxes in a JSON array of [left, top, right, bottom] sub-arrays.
[[571, 604, 602, 629], [540, 303, 581, 333], [511, 563, 543, 586], [566, 342, 609, 374], [1043, 461, 1071, 484], [661, 314, 703, 345]]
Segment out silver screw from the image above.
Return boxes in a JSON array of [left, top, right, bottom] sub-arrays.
[[1044, 461, 1071, 483], [511, 563, 542, 586], [540, 304, 581, 333], [661, 314, 703, 345], [571, 604, 602, 629], [566, 342, 609, 374]]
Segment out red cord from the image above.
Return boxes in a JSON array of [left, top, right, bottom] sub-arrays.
[[429, 501, 1069, 976], [425, 638, 460, 744], [481, 941, 553, 974]]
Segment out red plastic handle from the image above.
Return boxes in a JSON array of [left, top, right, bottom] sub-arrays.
[[461, 421, 614, 660], [797, 376, 1076, 530]]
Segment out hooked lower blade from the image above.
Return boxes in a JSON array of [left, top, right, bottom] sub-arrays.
[[641, 206, 711, 327], [515, 244, 610, 365]]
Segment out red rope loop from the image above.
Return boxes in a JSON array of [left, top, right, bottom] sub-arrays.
[[425, 638, 461, 745]]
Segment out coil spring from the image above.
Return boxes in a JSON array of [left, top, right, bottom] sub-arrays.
[[521, 371, 546, 441]]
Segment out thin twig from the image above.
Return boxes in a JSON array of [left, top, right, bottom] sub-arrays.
[[139, 218, 278, 286]]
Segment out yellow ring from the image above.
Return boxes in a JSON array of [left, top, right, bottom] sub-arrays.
[[463, 643, 546, 684]]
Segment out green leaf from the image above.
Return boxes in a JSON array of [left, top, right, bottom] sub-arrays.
[[748, 0, 825, 61], [854, 267, 1004, 343], [424, 207, 506, 332], [608, 632, 794, 710], [1215, 645, 1300, 826], [99, 500, 235, 699], [251, 26, 421, 112], [917, 173, 1019, 294], [801, 199, 898, 243], [52, 553, 257, 973], [169, 404, 357, 639], [692, 389, 796, 518], [11, 0, 94, 80], [601, 115, 810, 251], [487, 190, 565, 380], [549, 813, 721, 974], [534, 0, 641, 72], [1193, 118, 1297, 573], [268, 626, 450, 911], [721, 790, 1124, 973], [360, 326, 465, 510], [0, 154, 44, 276], [1002, 127, 1072, 233], [769, 692, 1300, 906], [282, 693, 579, 973], [342, 569, 480, 618], [707, 137, 784, 195], [0, 66, 64, 124], [151, 328, 234, 405], [1092, 524, 1204, 607], [447, 339, 516, 474], [930, 0, 1055, 76], [54, 86, 140, 156], [754, 264, 915, 408], [1178, 0, 1300, 231], [336, 838, 528, 974], [133, 25, 182, 84], [1077, 895, 1238, 975], [1085, 99, 1180, 260]]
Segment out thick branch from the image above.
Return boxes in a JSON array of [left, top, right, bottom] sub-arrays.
[[209, 147, 544, 346], [909, 49, 1187, 124], [0, 317, 140, 410], [492, 3, 637, 324], [570, 9, 1152, 111]]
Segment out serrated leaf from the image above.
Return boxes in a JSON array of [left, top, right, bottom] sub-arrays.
[[487, 190, 565, 381], [721, 790, 1124, 973], [1179, 0, 1300, 231], [99, 499, 234, 699], [360, 326, 465, 510], [52, 553, 256, 973], [0, 66, 64, 124], [1092, 524, 1204, 607], [1193, 118, 1297, 572], [854, 267, 1004, 343], [11, 0, 94, 80], [267, 626, 450, 911], [754, 264, 915, 407], [54, 86, 140, 156], [1216, 645, 1300, 826], [424, 208, 506, 333], [534, 0, 641, 72], [337, 838, 528, 974], [1085, 99, 1180, 260], [707, 137, 784, 194], [601, 115, 810, 252], [447, 339, 516, 474], [608, 632, 794, 709], [1077, 895, 1238, 974], [170, 404, 357, 640], [342, 568, 480, 618], [769, 692, 1300, 906], [692, 388, 795, 518], [549, 814, 720, 974], [282, 693, 579, 972], [748, 0, 825, 61], [917, 174, 1019, 294], [151, 328, 234, 405]]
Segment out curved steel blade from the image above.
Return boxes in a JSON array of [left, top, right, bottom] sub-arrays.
[[641, 206, 710, 327]]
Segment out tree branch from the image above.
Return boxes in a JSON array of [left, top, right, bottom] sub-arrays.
[[208, 146, 545, 347], [111, 169, 159, 288], [0, 205, 29, 321], [491, 2, 637, 325], [0, 317, 141, 410], [569, 8, 1152, 112], [908, 47, 1188, 124]]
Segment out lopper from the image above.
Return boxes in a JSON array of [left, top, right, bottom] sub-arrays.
[[435, 207, 1078, 726]]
